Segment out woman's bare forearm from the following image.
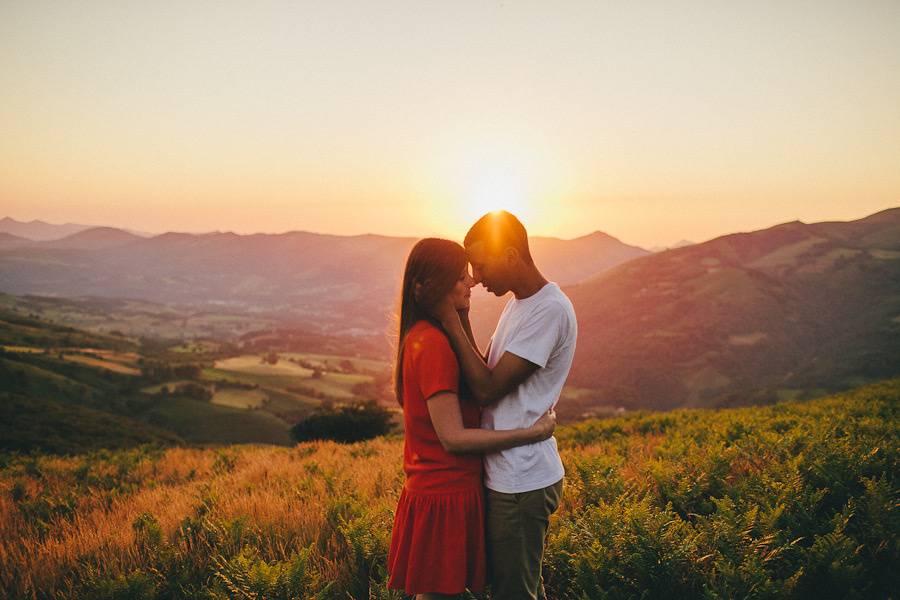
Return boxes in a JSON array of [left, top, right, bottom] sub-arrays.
[[443, 426, 537, 454]]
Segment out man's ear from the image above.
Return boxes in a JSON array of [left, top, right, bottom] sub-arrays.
[[504, 246, 520, 266]]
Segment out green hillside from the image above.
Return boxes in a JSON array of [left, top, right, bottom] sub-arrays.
[[0, 394, 182, 455], [1, 306, 394, 455], [566, 207, 900, 410], [1, 379, 896, 599]]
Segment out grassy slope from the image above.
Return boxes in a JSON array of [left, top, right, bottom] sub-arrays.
[[0, 307, 323, 452], [1, 379, 896, 599], [135, 395, 293, 446], [0, 394, 183, 455]]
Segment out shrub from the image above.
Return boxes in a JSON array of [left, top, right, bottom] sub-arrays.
[[290, 400, 393, 443]]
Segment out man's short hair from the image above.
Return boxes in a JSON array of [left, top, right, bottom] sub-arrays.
[[464, 211, 533, 264]]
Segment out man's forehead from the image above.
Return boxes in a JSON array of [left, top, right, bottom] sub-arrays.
[[464, 241, 488, 262]]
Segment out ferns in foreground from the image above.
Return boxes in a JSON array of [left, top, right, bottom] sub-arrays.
[[0, 379, 897, 599]]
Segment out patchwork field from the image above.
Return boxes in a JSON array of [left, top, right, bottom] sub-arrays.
[[0, 293, 278, 341], [62, 354, 141, 376], [279, 352, 389, 373], [211, 387, 268, 409], [213, 355, 314, 377]]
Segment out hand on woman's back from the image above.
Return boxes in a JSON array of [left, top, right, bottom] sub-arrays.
[[532, 409, 557, 440]]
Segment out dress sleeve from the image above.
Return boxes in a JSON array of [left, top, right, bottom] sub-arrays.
[[415, 329, 460, 400]]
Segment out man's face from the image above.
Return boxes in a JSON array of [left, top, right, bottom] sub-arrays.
[[465, 241, 511, 296]]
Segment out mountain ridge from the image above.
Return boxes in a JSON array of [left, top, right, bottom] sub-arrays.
[[563, 206, 900, 410]]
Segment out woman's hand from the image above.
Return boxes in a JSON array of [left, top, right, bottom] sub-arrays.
[[530, 409, 557, 442]]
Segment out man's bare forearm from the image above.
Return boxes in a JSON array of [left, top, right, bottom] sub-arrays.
[[457, 311, 485, 361], [442, 314, 497, 405]]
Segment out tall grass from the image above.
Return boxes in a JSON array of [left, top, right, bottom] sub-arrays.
[[1, 379, 897, 599]]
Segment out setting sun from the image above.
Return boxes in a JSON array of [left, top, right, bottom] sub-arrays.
[[463, 168, 533, 226]]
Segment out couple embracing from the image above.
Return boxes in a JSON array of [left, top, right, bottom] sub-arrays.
[[388, 211, 578, 599]]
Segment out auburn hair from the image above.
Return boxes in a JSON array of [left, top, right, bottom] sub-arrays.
[[394, 238, 467, 406]]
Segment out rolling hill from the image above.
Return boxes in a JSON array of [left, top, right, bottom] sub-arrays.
[[36, 226, 146, 250], [0, 305, 398, 454], [4, 209, 898, 412], [0, 232, 31, 249], [0, 217, 92, 241], [564, 207, 900, 410]]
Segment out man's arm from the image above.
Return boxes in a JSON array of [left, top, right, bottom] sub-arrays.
[[441, 310, 539, 407], [457, 309, 489, 362]]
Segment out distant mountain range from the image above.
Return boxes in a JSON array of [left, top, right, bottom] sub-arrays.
[[3, 209, 898, 411], [0, 217, 152, 242], [0, 224, 648, 336], [0, 217, 94, 241], [564, 207, 900, 410]]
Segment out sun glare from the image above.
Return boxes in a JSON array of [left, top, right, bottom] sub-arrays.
[[459, 167, 533, 229], [422, 139, 565, 238]]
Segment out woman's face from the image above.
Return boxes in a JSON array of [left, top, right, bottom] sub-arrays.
[[449, 265, 476, 310]]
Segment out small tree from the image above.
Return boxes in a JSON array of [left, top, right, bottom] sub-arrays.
[[290, 400, 393, 444], [179, 382, 213, 401]]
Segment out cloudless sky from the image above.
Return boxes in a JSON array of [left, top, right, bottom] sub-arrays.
[[1, 1, 898, 247]]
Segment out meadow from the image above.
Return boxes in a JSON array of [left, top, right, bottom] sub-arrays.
[[1, 379, 896, 599]]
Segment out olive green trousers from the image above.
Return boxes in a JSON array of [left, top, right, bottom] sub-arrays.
[[485, 478, 563, 600]]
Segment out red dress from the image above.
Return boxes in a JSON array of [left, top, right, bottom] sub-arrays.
[[388, 320, 486, 595]]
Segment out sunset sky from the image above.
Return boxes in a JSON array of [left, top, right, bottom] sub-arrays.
[[1, 1, 898, 248]]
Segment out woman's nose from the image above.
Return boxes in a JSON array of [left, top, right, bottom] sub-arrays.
[[465, 274, 476, 287]]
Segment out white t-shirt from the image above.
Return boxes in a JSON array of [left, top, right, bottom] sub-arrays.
[[481, 282, 577, 493]]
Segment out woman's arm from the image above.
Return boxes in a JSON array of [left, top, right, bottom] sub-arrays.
[[426, 391, 555, 454]]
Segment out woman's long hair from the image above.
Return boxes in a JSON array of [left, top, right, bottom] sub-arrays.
[[394, 238, 467, 406]]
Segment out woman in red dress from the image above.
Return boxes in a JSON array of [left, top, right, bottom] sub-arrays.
[[388, 238, 556, 599]]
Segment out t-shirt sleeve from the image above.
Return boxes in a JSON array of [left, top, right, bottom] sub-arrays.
[[415, 330, 460, 400], [504, 301, 566, 368]]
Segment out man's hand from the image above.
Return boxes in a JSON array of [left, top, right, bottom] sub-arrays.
[[432, 295, 460, 328], [529, 409, 557, 442]]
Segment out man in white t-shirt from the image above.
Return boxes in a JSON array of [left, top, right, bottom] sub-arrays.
[[437, 210, 578, 600]]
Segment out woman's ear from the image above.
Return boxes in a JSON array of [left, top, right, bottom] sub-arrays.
[[413, 281, 423, 302]]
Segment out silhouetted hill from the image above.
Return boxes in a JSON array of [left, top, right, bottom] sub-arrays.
[[0, 228, 646, 336], [0, 232, 31, 249], [529, 231, 649, 285], [37, 227, 145, 250], [564, 207, 900, 410], [0, 217, 91, 241]]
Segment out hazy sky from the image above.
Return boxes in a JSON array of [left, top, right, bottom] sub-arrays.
[[1, 1, 898, 247]]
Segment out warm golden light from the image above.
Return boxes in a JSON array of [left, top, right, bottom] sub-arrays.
[[1, 3, 897, 247], [463, 167, 532, 226]]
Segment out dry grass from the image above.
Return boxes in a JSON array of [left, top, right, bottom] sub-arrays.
[[0, 441, 404, 598], [1, 380, 897, 598]]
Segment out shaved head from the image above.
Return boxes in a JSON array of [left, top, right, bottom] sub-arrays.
[[463, 210, 532, 264]]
